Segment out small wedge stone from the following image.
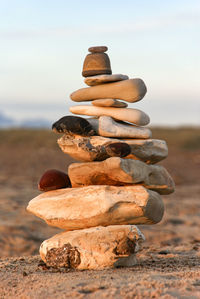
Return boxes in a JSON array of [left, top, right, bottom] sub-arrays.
[[57, 135, 168, 163], [40, 225, 145, 270], [70, 78, 147, 103], [87, 116, 152, 138], [27, 185, 164, 230], [92, 99, 128, 108], [68, 157, 175, 194], [85, 74, 129, 86], [70, 105, 150, 126]]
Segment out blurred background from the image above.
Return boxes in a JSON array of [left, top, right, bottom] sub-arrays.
[[0, 0, 199, 258]]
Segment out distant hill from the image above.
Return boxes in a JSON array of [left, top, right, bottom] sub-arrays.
[[0, 111, 51, 128], [0, 112, 15, 128]]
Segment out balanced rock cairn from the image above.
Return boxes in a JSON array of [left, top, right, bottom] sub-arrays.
[[27, 46, 175, 270]]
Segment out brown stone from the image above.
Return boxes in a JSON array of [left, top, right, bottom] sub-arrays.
[[82, 52, 112, 77], [38, 169, 71, 192], [88, 46, 108, 53]]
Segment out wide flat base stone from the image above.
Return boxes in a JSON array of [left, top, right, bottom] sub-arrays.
[[27, 185, 164, 230], [40, 225, 145, 270]]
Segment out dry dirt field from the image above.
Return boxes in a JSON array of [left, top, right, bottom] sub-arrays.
[[0, 127, 200, 298]]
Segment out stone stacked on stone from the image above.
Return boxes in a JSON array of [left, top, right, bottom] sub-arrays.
[[27, 46, 175, 270]]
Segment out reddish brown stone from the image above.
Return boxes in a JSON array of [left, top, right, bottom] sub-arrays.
[[88, 46, 108, 53], [82, 53, 112, 77], [38, 169, 71, 192]]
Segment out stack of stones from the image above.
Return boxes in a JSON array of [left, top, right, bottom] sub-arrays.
[[27, 46, 175, 270]]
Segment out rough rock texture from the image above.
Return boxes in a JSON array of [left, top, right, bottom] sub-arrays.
[[27, 185, 164, 230], [88, 116, 152, 138], [40, 225, 145, 270], [70, 105, 150, 126], [68, 157, 175, 194], [92, 98, 128, 108], [52, 115, 95, 136], [70, 78, 147, 103], [57, 134, 168, 163], [85, 74, 129, 86]]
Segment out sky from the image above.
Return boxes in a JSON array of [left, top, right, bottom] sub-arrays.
[[0, 0, 200, 126]]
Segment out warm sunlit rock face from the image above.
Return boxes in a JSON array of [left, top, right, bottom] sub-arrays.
[[27, 185, 164, 230], [40, 225, 145, 270], [68, 157, 175, 194], [27, 45, 174, 270]]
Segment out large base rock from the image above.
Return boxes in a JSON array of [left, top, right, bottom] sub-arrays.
[[58, 134, 168, 164], [68, 157, 175, 194], [40, 225, 145, 270], [27, 185, 164, 230]]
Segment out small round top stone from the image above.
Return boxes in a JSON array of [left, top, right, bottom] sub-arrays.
[[88, 46, 108, 53]]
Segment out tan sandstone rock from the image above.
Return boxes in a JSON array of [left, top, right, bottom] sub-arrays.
[[57, 135, 168, 163], [27, 185, 164, 230], [92, 98, 128, 108], [70, 105, 150, 126], [87, 116, 152, 138], [84, 74, 129, 86], [68, 157, 175, 195], [70, 78, 147, 103], [40, 225, 145, 270]]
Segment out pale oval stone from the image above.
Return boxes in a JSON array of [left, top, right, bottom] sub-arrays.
[[70, 78, 147, 103], [40, 225, 145, 270], [87, 116, 152, 138], [92, 99, 128, 108], [70, 105, 150, 126], [68, 157, 175, 195], [27, 185, 164, 230], [84, 74, 129, 86], [57, 135, 168, 163]]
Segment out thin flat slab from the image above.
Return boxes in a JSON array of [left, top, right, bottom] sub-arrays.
[[92, 99, 128, 108], [68, 157, 175, 195], [70, 105, 150, 126], [40, 225, 145, 270], [87, 116, 152, 138], [70, 78, 147, 103], [27, 185, 164, 230], [58, 135, 168, 163], [84, 74, 129, 86]]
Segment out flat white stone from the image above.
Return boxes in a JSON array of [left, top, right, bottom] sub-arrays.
[[40, 225, 145, 270], [70, 105, 150, 126], [87, 116, 152, 138], [58, 135, 168, 163], [92, 99, 128, 108], [70, 78, 147, 103], [68, 157, 175, 195], [27, 185, 164, 230], [84, 74, 129, 86]]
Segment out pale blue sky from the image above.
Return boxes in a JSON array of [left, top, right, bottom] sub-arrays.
[[0, 0, 200, 125]]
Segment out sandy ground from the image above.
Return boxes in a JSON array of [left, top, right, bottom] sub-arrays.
[[0, 128, 200, 298]]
